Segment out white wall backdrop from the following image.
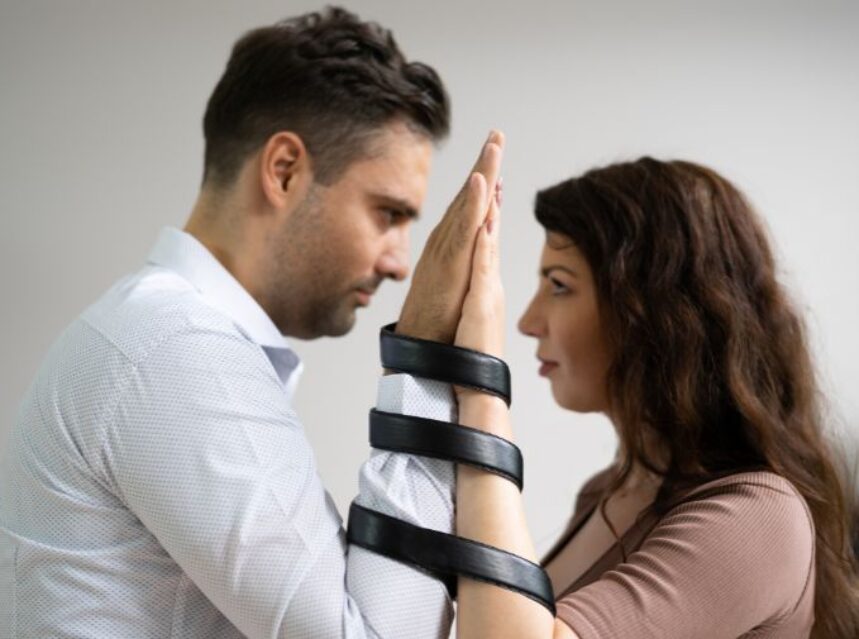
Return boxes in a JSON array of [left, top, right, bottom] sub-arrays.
[[1, 0, 857, 552]]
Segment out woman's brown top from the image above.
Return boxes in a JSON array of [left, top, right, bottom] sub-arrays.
[[544, 467, 815, 638]]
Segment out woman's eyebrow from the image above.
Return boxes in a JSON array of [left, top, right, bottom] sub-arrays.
[[540, 264, 579, 278]]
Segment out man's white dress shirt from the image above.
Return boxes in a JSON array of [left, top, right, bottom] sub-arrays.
[[0, 227, 457, 639]]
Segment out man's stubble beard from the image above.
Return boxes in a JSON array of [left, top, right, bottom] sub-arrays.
[[262, 189, 358, 340]]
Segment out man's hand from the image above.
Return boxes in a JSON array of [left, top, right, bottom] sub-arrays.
[[396, 130, 504, 343]]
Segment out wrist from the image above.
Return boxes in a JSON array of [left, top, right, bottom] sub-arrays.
[[394, 319, 452, 344], [457, 390, 511, 438]]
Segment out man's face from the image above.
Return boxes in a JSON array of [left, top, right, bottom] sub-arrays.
[[265, 121, 433, 338]]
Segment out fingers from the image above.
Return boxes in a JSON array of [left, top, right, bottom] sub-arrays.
[[449, 138, 502, 242], [455, 168, 504, 357], [468, 220, 491, 292], [487, 184, 501, 272], [396, 133, 503, 344], [469, 130, 505, 193], [470, 130, 505, 172], [445, 131, 504, 231], [470, 191, 501, 290], [456, 172, 488, 240], [470, 131, 504, 209]]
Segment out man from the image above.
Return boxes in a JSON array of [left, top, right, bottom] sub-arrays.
[[0, 7, 503, 638]]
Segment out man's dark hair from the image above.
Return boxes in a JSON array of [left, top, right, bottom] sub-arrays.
[[202, 6, 450, 187]]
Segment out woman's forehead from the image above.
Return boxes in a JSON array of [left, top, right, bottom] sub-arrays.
[[541, 233, 585, 263]]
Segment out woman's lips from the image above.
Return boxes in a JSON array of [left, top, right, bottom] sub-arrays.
[[538, 360, 559, 376]]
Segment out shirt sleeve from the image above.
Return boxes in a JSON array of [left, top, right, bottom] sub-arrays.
[[105, 328, 455, 639], [344, 373, 456, 638], [556, 481, 815, 639]]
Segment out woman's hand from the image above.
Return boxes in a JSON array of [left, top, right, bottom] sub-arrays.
[[454, 179, 505, 361]]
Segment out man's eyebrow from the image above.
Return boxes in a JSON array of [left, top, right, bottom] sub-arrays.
[[540, 265, 580, 278], [373, 194, 420, 221]]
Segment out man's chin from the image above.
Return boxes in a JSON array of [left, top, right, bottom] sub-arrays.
[[327, 314, 356, 337], [295, 297, 363, 339], [317, 306, 357, 338]]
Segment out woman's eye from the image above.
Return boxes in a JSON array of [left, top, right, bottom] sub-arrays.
[[549, 277, 569, 295]]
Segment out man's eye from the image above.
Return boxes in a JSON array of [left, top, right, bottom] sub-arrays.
[[380, 208, 403, 226]]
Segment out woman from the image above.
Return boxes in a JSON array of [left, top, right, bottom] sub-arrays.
[[451, 158, 859, 638]]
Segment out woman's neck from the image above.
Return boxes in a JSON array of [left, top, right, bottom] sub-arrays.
[[611, 428, 668, 496]]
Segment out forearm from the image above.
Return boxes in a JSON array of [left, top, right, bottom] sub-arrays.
[[345, 373, 456, 639], [455, 393, 555, 639], [455, 394, 532, 554]]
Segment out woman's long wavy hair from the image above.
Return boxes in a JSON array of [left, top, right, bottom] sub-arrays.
[[535, 158, 859, 638]]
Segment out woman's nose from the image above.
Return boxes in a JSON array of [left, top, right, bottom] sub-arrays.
[[517, 294, 544, 337]]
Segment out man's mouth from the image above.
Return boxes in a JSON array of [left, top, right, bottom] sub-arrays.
[[355, 288, 375, 306]]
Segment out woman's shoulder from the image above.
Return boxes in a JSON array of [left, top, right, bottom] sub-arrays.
[[661, 471, 815, 599], [574, 466, 811, 519], [557, 470, 817, 633], [666, 469, 814, 544], [671, 470, 814, 531], [646, 470, 816, 618], [681, 468, 806, 498], [570, 466, 815, 553]]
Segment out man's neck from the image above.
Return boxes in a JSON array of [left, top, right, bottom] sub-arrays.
[[185, 188, 246, 278]]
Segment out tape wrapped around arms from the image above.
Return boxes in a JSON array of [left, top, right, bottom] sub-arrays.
[[346, 324, 556, 615], [347, 504, 555, 615]]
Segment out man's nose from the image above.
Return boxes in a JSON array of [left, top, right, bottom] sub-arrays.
[[376, 231, 410, 282]]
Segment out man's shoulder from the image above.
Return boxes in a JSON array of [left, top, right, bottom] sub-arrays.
[[80, 265, 244, 364]]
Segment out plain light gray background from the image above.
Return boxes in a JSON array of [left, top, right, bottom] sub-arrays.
[[1, 0, 857, 553]]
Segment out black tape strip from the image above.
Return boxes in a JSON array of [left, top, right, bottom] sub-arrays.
[[347, 503, 555, 615], [380, 323, 511, 406], [369, 409, 523, 491]]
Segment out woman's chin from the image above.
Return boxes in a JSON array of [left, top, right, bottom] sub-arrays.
[[551, 384, 605, 414]]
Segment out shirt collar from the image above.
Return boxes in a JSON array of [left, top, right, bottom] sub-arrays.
[[146, 227, 303, 393]]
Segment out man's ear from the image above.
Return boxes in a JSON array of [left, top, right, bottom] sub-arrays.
[[259, 131, 313, 210]]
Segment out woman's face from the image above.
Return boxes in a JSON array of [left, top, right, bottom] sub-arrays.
[[518, 233, 612, 413]]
